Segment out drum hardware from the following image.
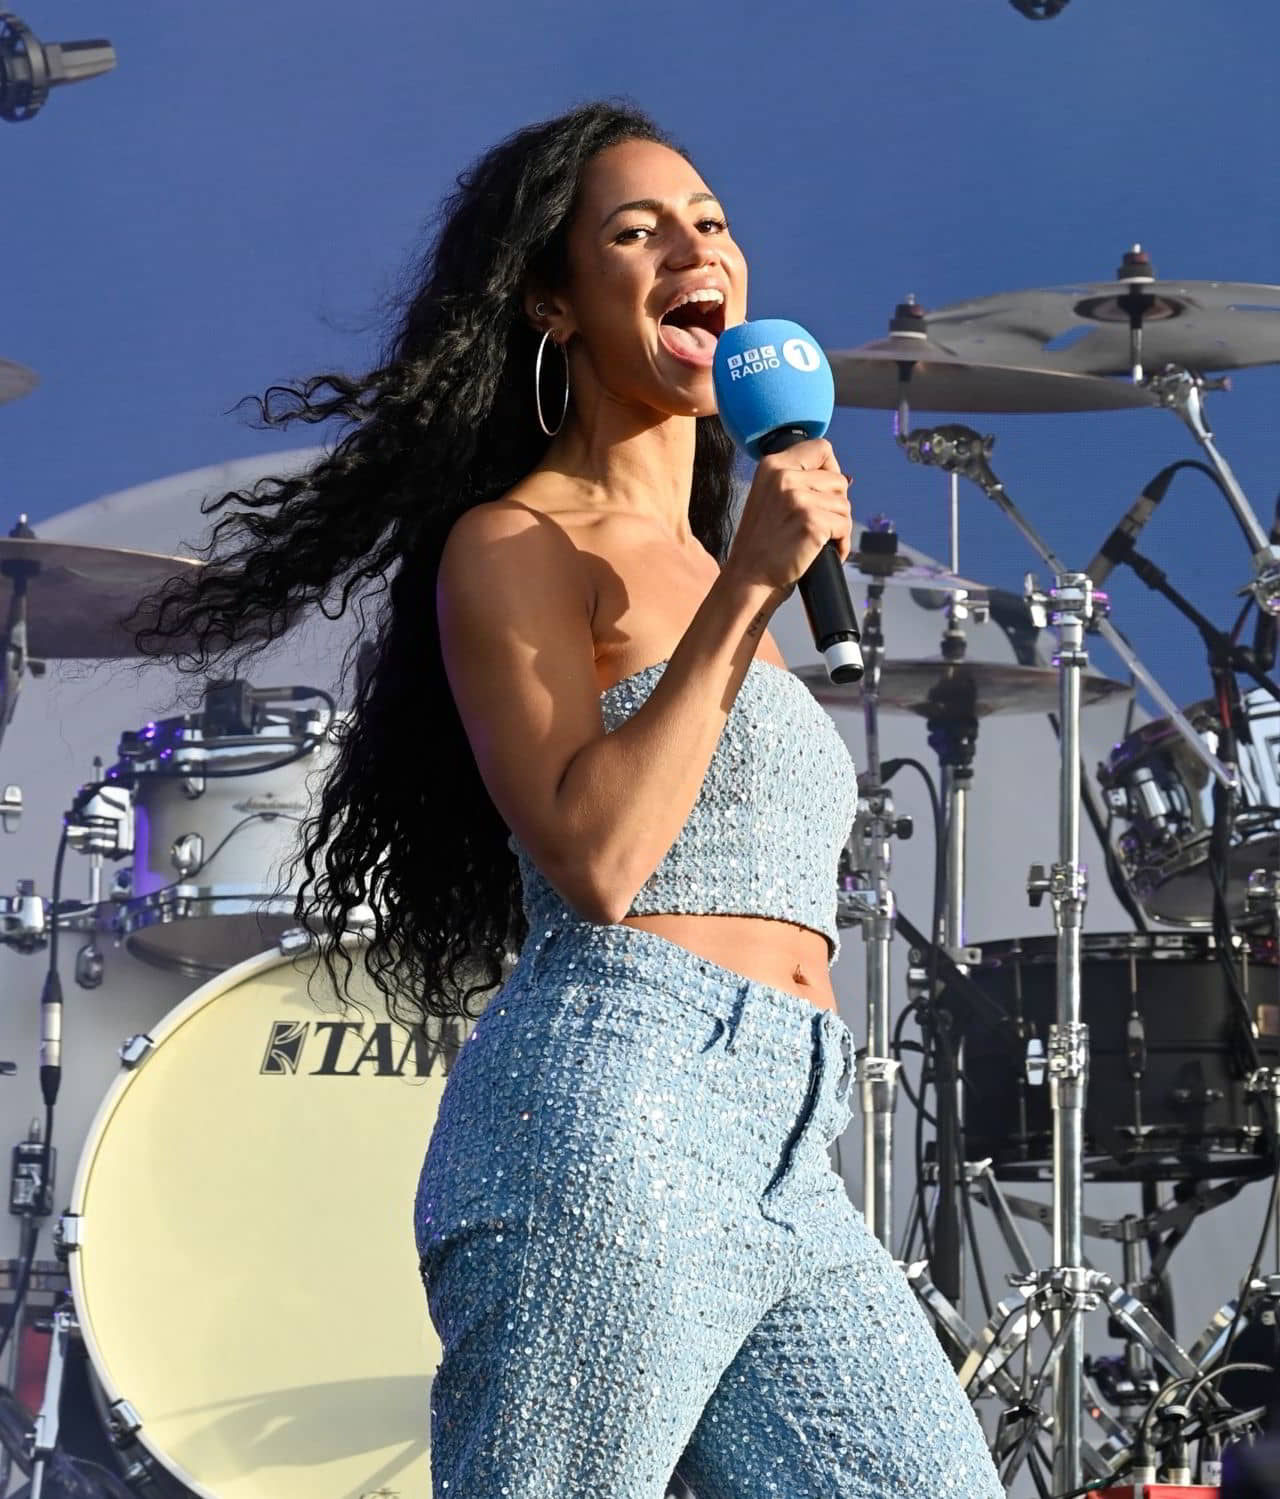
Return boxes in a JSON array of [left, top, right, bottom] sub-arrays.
[[1096, 539, 1280, 929], [892, 421, 1246, 1494], [796, 656, 1132, 719], [23, 939, 472, 1499], [827, 297, 1160, 416], [899, 423, 1236, 788], [0, 525, 207, 664], [836, 521, 906, 1250], [61, 678, 340, 977], [922, 254, 1280, 382], [920, 252, 1280, 610]]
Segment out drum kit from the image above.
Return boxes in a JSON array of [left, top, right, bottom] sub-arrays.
[[811, 248, 1280, 1495], [0, 245, 1275, 1499], [0, 458, 477, 1495]]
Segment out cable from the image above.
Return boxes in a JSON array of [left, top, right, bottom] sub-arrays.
[[1204, 1157, 1280, 1388], [881, 755, 946, 1271], [0, 825, 70, 1367]]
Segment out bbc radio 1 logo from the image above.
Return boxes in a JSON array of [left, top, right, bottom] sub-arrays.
[[726, 337, 821, 380]]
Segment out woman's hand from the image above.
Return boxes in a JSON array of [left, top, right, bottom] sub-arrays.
[[722, 438, 853, 597]]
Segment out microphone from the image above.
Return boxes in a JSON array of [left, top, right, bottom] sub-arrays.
[[39, 967, 62, 1107], [712, 319, 863, 684], [1084, 465, 1179, 587]]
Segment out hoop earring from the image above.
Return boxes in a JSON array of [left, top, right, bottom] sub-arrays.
[[535, 328, 569, 437]]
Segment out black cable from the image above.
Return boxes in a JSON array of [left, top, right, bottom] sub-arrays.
[[1211, 1156, 1280, 1379], [0, 824, 69, 1368], [881, 755, 945, 1272]]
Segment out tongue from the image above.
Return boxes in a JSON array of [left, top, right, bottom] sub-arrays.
[[659, 321, 717, 362]]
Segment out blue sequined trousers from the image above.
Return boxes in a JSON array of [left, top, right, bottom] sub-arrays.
[[414, 921, 1002, 1498]]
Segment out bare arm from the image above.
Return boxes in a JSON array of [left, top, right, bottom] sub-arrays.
[[438, 440, 851, 924], [437, 503, 783, 923], [550, 564, 782, 921]]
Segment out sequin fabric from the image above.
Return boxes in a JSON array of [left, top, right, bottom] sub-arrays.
[[414, 921, 1002, 1498], [506, 658, 860, 967]]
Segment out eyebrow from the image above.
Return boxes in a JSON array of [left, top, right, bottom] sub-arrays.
[[600, 191, 719, 229]]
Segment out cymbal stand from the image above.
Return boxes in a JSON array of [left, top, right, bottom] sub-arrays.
[[897, 423, 1237, 1495], [1145, 368, 1280, 618], [840, 538, 904, 1251]]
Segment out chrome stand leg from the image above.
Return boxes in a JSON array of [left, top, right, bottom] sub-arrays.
[[1025, 570, 1096, 1495], [847, 578, 901, 1251], [30, 1302, 75, 1499]]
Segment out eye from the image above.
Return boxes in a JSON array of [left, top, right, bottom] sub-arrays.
[[697, 217, 729, 234], [614, 225, 655, 243]]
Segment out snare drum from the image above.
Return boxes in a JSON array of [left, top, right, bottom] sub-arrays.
[[105, 702, 341, 976], [66, 938, 476, 1499], [1099, 687, 1280, 926], [960, 930, 1280, 1180]]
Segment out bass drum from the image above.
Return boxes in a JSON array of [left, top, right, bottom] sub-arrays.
[[65, 936, 479, 1499]]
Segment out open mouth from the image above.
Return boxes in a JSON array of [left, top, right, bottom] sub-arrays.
[[658, 292, 726, 366]]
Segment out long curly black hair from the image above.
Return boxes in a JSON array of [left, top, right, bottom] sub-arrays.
[[129, 100, 738, 1027]]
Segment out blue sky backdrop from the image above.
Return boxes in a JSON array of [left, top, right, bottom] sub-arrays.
[[6, 0, 1278, 708]]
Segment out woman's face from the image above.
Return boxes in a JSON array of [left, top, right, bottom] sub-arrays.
[[552, 138, 748, 420]]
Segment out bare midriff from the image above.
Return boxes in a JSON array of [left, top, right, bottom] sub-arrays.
[[618, 911, 839, 1013]]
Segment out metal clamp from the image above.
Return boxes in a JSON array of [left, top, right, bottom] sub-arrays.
[[1026, 861, 1088, 911]]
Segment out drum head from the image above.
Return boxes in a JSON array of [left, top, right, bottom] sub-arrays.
[[68, 942, 463, 1499]]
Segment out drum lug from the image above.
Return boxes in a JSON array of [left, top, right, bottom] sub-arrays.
[[118, 1032, 155, 1069], [106, 1397, 142, 1446], [54, 1213, 81, 1256], [1025, 1037, 1047, 1087], [170, 832, 204, 878], [0, 783, 21, 833], [276, 926, 315, 957]]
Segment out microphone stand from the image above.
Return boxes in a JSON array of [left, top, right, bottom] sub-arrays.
[[1115, 546, 1280, 710]]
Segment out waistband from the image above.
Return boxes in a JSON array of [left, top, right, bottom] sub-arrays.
[[517, 918, 854, 1059]]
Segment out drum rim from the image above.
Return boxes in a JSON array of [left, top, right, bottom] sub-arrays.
[[970, 928, 1271, 963]]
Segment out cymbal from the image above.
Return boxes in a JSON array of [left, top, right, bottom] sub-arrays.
[[828, 332, 1159, 413], [924, 279, 1280, 378], [0, 537, 203, 658], [0, 359, 38, 406], [795, 658, 1132, 718]]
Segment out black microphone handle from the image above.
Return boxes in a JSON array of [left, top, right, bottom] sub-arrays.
[[757, 427, 864, 684]]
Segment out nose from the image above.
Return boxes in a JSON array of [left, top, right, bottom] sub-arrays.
[[663, 218, 716, 270]]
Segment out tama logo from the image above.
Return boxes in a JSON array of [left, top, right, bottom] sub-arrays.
[[260, 1018, 455, 1077], [725, 337, 820, 379]]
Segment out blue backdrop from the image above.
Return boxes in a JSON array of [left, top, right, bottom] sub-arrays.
[[6, 0, 1278, 707]]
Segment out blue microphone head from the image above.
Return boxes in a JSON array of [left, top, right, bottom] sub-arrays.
[[712, 319, 835, 459]]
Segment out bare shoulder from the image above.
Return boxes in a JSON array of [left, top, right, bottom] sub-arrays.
[[440, 492, 588, 583]]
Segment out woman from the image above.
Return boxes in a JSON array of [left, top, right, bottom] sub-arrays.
[[133, 102, 1001, 1499]]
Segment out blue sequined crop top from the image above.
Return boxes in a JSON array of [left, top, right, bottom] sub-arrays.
[[507, 657, 860, 966]]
